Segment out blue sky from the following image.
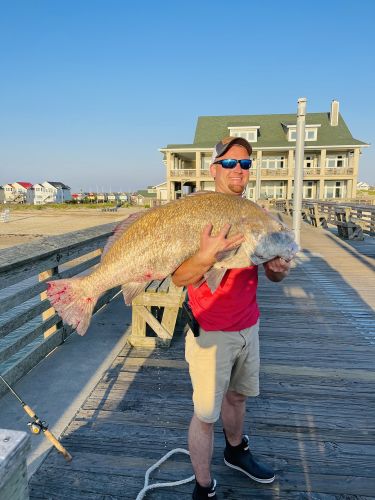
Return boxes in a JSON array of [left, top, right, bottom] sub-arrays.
[[0, 0, 374, 192]]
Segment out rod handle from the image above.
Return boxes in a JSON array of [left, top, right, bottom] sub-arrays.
[[43, 429, 72, 462]]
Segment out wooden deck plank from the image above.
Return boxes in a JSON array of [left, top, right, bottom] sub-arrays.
[[29, 220, 375, 499]]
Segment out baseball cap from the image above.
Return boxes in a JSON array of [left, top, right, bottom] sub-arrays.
[[211, 136, 253, 164]]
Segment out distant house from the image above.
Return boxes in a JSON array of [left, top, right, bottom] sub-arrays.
[[3, 182, 32, 203], [71, 193, 85, 202], [26, 181, 71, 204], [118, 192, 128, 202], [133, 189, 158, 207], [357, 181, 370, 191], [153, 182, 168, 204], [107, 193, 119, 203]]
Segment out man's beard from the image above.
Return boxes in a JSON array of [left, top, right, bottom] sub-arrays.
[[228, 183, 245, 194]]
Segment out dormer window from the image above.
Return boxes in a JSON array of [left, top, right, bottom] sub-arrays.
[[287, 125, 320, 142], [228, 126, 259, 143]]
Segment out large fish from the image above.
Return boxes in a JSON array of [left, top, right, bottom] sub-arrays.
[[47, 192, 298, 336]]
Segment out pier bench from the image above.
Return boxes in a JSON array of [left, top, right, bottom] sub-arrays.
[[334, 206, 365, 240], [101, 207, 118, 213], [308, 203, 328, 229], [128, 277, 185, 348]]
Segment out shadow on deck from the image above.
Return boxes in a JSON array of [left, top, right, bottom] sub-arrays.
[[27, 227, 375, 499]]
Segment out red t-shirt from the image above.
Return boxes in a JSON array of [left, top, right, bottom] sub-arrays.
[[187, 266, 259, 332]]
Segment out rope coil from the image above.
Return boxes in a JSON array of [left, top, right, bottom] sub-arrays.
[[136, 448, 195, 499]]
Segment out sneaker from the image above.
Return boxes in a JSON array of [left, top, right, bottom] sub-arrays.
[[192, 478, 218, 499], [223, 434, 275, 484]]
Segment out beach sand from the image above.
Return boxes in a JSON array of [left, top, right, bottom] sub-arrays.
[[0, 206, 146, 250]]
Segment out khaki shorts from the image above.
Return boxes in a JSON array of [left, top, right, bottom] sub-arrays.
[[185, 320, 260, 423]]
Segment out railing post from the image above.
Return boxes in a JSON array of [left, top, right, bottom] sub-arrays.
[[39, 266, 60, 338], [0, 429, 30, 500]]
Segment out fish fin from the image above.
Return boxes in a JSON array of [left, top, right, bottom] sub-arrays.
[[204, 268, 227, 294], [102, 212, 144, 259], [47, 278, 98, 336], [122, 282, 147, 305]]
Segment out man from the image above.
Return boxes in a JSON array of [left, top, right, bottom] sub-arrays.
[[172, 136, 291, 499]]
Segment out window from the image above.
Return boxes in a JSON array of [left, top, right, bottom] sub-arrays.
[[201, 157, 211, 170], [288, 127, 318, 141], [260, 181, 286, 199], [324, 181, 346, 199], [326, 155, 346, 168], [261, 156, 285, 169], [228, 126, 259, 143], [303, 181, 314, 199]]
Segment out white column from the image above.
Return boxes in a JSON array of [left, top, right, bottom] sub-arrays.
[[255, 151, 262, 201]]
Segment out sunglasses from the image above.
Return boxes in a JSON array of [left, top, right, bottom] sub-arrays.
[[213, 158, 253, 170]]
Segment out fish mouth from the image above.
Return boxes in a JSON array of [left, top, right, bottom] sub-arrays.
[[251, 231, 299, 265]]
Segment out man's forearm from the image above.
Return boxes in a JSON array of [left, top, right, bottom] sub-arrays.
[[172, 252, 215, 287]]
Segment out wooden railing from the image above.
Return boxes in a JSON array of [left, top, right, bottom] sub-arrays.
[[274, 199, 375, 235], [0, 223, 120, 399]]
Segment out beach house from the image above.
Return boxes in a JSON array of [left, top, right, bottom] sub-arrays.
[[3, 182, 32, 203], [159, 100, 369, 202], [27, 181, 72, 204]]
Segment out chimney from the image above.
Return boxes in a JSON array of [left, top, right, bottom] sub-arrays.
[[330, 100, 339, 126]]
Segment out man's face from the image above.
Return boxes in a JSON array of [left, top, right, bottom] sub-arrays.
[[210, 144, 250, 195]]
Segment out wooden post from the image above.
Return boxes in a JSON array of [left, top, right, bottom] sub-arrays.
[[0, 429, 30, 500], [39, 267, 60, 338]]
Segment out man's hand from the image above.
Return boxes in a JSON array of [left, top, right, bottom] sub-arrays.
[[171, 223, 244, 287], [196, 223, 245, 267], [263, 257, 291, 282]]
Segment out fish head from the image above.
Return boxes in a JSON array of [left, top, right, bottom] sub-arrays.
[[249, 227, 299, 265]]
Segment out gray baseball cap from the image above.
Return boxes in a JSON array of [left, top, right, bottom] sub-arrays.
[[211, 136, 253, 163]]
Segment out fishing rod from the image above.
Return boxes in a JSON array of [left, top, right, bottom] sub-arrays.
[[0, 374, 72, 462]]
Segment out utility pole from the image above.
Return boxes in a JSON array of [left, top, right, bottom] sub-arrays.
[[293, 97, 306, 247]]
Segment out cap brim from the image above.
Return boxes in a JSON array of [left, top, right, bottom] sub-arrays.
[[217, 137, 252, 157]]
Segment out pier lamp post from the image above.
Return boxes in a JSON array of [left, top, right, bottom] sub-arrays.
[[293, 97, 306, 247]]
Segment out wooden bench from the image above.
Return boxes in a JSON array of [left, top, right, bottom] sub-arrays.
[[308, 203, 328, 229], [128, 277, 185, 348], [334, 207, 365, 240], [101, 207, 118, 213]]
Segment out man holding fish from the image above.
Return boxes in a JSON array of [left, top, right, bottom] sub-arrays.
[[172, 136, 292, 500]]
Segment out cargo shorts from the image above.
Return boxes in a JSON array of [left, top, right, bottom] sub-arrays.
[[185, 320, 260, 423]]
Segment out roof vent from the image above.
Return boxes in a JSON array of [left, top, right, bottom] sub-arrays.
[[330, 100, 339, 126]]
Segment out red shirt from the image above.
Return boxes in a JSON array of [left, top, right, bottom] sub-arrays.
[[188, 266, 259, 332]]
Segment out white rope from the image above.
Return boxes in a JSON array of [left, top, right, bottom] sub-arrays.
[[135, 448, 195, 500]]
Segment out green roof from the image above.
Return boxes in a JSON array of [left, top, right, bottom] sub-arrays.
[[136, 190, 156, 198], [163, 112, 367, 149]]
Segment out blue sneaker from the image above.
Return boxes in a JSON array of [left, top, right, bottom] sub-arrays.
[[224, 434, 275, 484]]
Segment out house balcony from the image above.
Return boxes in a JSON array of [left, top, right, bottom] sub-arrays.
[[324, 167, 354, 176], [170, 169, 196, 178]]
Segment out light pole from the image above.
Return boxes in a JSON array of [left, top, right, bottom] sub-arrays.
[[293, 97, 306, 247]]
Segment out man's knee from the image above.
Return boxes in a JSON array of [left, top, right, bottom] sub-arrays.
[[225, 390, 247, 407]]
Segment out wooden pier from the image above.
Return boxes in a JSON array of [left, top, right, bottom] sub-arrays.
[[22, 220, 375, 499]]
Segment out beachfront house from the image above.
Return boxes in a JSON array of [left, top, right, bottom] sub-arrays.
[[159, 100, 369, 201], [357, 181, 370, 191], [26, 181, 72, 204], [3, 182, 32, 203], [154, 182, 168, 204]]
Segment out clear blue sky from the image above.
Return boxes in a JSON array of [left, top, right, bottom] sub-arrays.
[[0, 0, 374, 192]]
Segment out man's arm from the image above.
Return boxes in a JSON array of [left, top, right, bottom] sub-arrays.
[[172, 223, 244, 287], [263, 258, 291, 282]]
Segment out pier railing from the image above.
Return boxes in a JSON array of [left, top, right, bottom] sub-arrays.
[[274, 199, 375, 235], [0, 223, 120, 399]]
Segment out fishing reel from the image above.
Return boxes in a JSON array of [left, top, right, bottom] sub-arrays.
[[28, 419, 48, 435]]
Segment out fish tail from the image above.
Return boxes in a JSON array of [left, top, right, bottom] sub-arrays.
[[46, 277, 98, 336]]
